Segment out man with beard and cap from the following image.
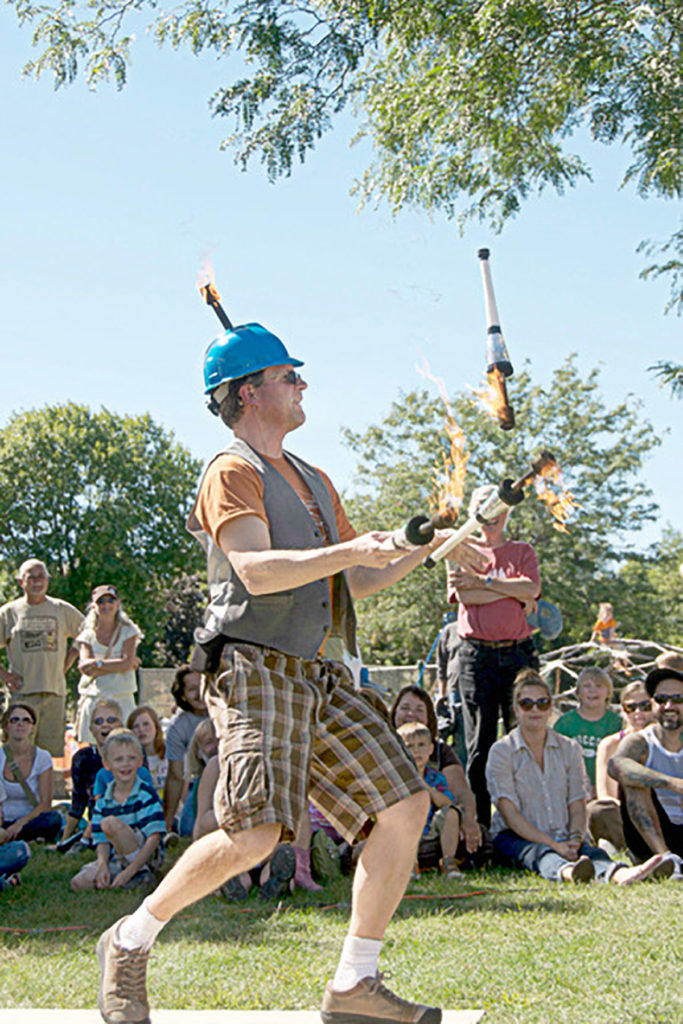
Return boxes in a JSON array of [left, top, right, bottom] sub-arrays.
[[95, 319, 485, 1024], [609, 667, 683, 873]]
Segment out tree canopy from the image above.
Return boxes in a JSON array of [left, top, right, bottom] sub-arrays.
[[342, 355, 664, 663], [0, 403, 203, 662], [8, 0, 682, 311]]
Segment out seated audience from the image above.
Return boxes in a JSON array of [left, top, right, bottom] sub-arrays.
[[487, 669, 666, 884], [609, 667, 683, 870], [0, 779, 31, 889], [128, 706, 168, 797], [0, 703, 62, 843], [398, 721, 464, 878], [59, 698, 124, 851], [588, 681, 655, 851], [180, 717, 219, 837], [71, 730, 165, 891], [553, 666, 622, 797], [75, 585, 142, 742], [390, 684, 484, 862], [163, 666, 209, 831]]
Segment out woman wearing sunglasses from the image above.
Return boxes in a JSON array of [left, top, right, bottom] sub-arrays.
[[485, 669, 666, 883], [0, 702, 62, 843], [588, 681, 656, 852], [75, 585, 143, 742]]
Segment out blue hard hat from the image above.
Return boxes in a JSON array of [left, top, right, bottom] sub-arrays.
[[526, 599, 564, 641], [203, 323, 303, 394]]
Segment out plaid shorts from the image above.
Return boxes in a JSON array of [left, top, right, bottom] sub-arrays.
[[204, 642, 425, 843]]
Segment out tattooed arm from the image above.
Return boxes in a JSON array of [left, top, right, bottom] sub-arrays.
[[608, 733, 683, 793]]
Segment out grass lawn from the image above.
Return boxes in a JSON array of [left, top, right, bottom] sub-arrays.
[[1, 842, 681, 1023]]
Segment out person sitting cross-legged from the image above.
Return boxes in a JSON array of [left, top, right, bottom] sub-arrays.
[[486, 669, 667, 885], [397, 721, 464, 879], [70, 730, 165, 892]]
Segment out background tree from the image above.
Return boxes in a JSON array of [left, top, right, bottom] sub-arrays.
[[610, 528, 683, 648], [0, 403, 204, 665], [8, 0, 682, 311], [151, 571, 208, 667], [649, 360, 683, 399], [343, 355, 662, 664]]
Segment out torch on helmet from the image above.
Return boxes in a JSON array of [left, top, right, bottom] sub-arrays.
[[203, 323, 304, 395]]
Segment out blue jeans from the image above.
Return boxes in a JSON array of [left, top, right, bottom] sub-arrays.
[[0, 840, 30, 887], [4, 810, 63, 843], [493, 829, 622, 881]]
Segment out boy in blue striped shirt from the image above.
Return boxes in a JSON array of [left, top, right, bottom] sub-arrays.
[[71, 730, 166, 892]]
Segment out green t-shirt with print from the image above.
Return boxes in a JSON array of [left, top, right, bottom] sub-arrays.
[[552, 707, 622, 788]]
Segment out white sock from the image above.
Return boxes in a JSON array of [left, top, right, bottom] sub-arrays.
[[332, 935, 382, 992], [117, 898, 167, 951]]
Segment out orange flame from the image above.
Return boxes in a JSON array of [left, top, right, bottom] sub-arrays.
[[533, 460, 580, 533], [197, 255, 218, 303], [416, 358, 469, 522], [472, 368, 514, 428]]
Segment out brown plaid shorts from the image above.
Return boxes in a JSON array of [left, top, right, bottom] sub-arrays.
[[203, 642, 425, 843]]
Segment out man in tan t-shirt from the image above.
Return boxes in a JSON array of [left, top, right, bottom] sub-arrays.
[[0, 558, 83, 755]]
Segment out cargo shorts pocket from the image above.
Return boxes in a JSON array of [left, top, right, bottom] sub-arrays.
[[225, 749, 269, 816]]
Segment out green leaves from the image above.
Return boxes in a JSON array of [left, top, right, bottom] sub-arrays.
[[0, 403, 203, 662], [342, 355, 664, 662]]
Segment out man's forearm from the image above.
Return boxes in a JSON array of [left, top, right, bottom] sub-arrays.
[[609, 756, 683, 792]]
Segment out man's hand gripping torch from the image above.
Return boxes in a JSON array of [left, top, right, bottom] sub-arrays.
[[422, 451, 556, 568]]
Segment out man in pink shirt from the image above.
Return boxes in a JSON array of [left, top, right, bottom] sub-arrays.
[[447, 484, 541, 826]]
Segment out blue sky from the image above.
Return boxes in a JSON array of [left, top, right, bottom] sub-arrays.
[[1, 12, 681, 553]]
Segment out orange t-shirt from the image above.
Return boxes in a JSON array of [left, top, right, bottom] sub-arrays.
[[195, 452, 356, 547]]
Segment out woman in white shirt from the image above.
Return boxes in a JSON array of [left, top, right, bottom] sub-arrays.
[[0, 702, 62, 842], [75, 584, 143, 742]]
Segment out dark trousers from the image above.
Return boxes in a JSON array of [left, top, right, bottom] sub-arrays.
[[620, 787, 683, 861], [4, 810, 62, 843], [457, 637, 539, 827]]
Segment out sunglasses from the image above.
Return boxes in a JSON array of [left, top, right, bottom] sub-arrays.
[[622, 700, 652, 713], [92, 716, 121, 726], [270, 369, 304, 386], [517, 697, 553, 711], [97, 596, 117, 604], [8, 715, 34, 724], [653, 693, 683, 706]]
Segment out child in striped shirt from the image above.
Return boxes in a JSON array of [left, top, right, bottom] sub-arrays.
[[71, 730, 165, 892]]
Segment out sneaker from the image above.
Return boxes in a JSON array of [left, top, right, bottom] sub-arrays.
[[311, 829, 342, 883], [259, 843, 296, 900], [96, 916, 151, 1024], [562, 855, 595, 883], [221, 876, 250, 901], [321, 973, 442, 1023], [440, 857, 464, 880]]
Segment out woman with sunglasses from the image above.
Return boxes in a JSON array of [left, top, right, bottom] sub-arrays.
[[0, 702, 62, 843], [486, 669, 666, 883], [75, 585, 143, 742], [588, 682, 656, 852]]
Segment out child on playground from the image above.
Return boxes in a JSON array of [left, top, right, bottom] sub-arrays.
[[397, 720, 463, 878], [70, 730, 166, 892]]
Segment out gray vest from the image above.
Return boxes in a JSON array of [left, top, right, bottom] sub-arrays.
[[188, 438, 357, 661]]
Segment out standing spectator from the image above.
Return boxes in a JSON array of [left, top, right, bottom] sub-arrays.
[[71, 730, 166, 892], [59, 698, 124, 851], [128, 706, 168, 797], [553, 666, 622, 797], [75, 586, 143, 742], [447, 485, 541, 826], [0, 559, 83, 755], [163, 667, 208, 831], [486, 669, 666, 884], [609, 667, 683, 867], [0, 703, 62, 842]]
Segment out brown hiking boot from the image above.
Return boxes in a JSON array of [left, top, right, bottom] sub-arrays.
[[321, 973, 442, 1023], [96, 916, 151, 1024]]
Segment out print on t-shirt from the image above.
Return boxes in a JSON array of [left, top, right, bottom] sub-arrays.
[[20, 616, 58, 652]]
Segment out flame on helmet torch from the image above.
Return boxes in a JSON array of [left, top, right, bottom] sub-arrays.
[[197, 260, 234, 331]]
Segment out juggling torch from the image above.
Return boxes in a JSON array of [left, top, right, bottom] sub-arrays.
[[199, 280, 234, 331], [478, 248, 515, 431], [423, 450, 556, 567], [390, 511, 457, 550]]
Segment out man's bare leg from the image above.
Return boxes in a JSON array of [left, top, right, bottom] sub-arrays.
[[621, 786, 669, 855], [348, 790, 429, 939]]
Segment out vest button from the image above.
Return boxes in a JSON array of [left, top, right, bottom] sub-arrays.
[[322, 600, 329, 608]]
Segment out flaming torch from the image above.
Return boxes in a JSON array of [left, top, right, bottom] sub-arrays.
[[197, 261, 234, 331], [423, 450, 556, 567], [477, 248, 515, 431]]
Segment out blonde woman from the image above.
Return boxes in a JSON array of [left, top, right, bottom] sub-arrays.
[[75, 585, 142, 742]]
